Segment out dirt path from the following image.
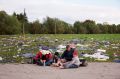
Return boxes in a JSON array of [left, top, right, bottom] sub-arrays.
[[0, 62, 120, 79]]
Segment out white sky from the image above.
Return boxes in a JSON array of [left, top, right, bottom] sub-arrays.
[[0, 0, 120, 24]]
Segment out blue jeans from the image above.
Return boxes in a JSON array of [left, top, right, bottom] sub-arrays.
[[45, 59, 53, 66], [68, 64, 79, 68]]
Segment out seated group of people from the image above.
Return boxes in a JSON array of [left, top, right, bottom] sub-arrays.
[[33, 44, 81, 69]]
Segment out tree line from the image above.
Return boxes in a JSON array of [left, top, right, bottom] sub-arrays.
[[0, 10, 120, 35]]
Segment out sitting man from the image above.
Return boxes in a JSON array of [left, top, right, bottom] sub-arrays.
[[61, 45, 75, 62]]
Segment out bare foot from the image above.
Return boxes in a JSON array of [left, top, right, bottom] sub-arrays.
[[59, 66, 64, 69]]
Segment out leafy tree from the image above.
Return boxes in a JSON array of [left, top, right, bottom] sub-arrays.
[[97, 23, 103, 33], [0, 10, 120, 34], [43, 17, 55, 34], [117, 24, 120, 33], [0, 11, 7, 34], [54, 19, 65, 34], [0, 11, 21, 34], [43, 17, 72, 34], [83, 20, 99, 34], [13, 10, 29, 34], [29, 20, 42, 34], [74, 21, 87, 34]]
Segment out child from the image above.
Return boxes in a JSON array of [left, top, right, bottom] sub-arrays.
[[53, 52, 60, 63]]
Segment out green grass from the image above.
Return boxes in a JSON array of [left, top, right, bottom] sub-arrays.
[[0, 34, 120, 63]]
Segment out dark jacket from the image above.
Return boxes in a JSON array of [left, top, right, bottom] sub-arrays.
[[61, 48, 74, 61]]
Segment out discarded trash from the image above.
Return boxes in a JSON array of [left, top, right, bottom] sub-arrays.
[[13, 56, 17, 58], [97, 49, 106, 53], [17, 48, 21, 52], [0, 57, 2, 61], [22, 45, 29, 47], [95, 58, 108, 61], [57, 45, 66, 49], [0, 35, 119, 63], [83, 52, 109, 60], [22, 53, 35, 58]]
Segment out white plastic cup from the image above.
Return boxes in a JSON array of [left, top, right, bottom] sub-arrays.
[[43, 60, 46, 66]]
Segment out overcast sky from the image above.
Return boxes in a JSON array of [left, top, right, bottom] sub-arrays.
[[0, 0, 120, 24]]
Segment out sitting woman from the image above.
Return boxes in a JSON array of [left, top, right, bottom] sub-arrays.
[[32, 50, 42, 65], [60, 52, 80, 69], [44, 52, 53, 66], [33, 49, 53, 66]]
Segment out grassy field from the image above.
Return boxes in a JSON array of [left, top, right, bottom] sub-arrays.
[[0, 34, 120, 63]]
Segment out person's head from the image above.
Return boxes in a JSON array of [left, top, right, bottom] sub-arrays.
[[54, 52, 59, 56], [73, 52, 78, 57], [66, 45, 71, 51], [73, 50, 78, 57]]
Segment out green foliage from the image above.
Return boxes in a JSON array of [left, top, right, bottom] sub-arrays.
[[74, 21, 87, 34], [43, 17, 56, 34], [0, 34, 120, 63], [0, 10, 120, 35], [85, 57, 95, 62], [0, 11, 21, 35], [29, 20, 42, 34]]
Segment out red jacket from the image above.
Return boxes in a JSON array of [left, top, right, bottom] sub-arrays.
[[34, 51, 52, 61], [45, 53, 52, 60], [34, 51, 42, 60]]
